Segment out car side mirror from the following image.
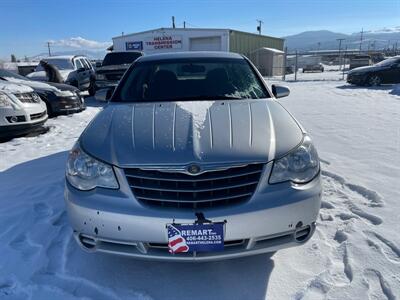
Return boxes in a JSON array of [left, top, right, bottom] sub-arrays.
[[77, 67, 85, 73], [271, 84, 290, 99]]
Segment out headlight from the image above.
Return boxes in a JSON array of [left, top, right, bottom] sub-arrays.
[[96, 74, 106, 80], [66, 143, 119, 191], [0, 92, 14, 108], [269, 135, 320, 184], [54, 90, 74, 97]]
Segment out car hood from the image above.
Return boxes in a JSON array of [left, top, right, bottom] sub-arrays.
[[96, 64, 130, 73], [0, 81, 33, 93], [46, 82, 79, 92], [349, 65, 387, 74], [80, 99, 303, 168], [27, 70, 72, 81], [2, 77, 59, 92]]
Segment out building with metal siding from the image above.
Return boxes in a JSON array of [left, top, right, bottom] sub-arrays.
[[112, 28, 284, 57], [229, 30, 284, 57]]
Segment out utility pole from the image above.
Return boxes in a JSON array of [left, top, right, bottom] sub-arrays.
[[47, 41, 52, 57], [342, 45, 348, 80], [172, 16, 176, 29], [256, 20, 263, 35], [337, 38, 345, 70], [359, 28, 364, 52]]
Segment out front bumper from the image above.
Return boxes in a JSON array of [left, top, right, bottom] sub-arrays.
[[53, 96, 85, 114], [347, 74, 367, 85], [0, 116, 48, 138], [65, 163, 322, 261]]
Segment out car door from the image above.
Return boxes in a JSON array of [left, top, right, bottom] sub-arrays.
[[78, 58, 91, 88], [84, 58, 95, 77], [73, 58, 87, 88]]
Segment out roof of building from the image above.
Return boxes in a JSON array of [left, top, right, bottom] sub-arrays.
[[251, 47, 285, 54], [137, 51, 244, 62], [113, 27, 284, 41]]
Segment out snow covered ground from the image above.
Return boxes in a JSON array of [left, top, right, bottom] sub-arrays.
[[0, 75, 399, 299]]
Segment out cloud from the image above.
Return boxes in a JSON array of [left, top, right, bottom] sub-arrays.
[[48, 37, 111, 50]]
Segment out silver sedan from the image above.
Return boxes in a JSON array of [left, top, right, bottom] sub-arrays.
[[65, 52, 321, 261]]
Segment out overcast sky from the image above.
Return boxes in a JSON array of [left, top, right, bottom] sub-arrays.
[[1, 0, 399, 59]]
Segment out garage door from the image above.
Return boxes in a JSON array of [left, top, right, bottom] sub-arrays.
[[189, 36, 222, 51]]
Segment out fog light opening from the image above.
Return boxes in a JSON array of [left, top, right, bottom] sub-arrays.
[[294, 225, 312, 243], [79, 235, 97, 250]]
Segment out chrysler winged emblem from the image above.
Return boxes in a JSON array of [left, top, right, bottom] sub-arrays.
[[187, 164, 201, 175]]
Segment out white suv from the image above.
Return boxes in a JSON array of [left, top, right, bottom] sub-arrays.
[[27, 55, 96, 95], [0, 81, 48, 139]]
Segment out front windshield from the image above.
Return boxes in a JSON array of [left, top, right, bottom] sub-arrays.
[[102, 52, 142, 66], [375, 57, 400, 67], [35, 59, 74, 71], [115, 58, 270, 102], [0, 69, 29, 81]]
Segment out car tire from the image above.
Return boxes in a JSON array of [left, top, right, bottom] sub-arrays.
[[367, 74, 382, 86]]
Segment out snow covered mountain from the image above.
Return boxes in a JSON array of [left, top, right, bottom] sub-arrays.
[[284, 28, 400, 51]]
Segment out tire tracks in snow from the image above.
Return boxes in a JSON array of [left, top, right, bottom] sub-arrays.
[[294, 165, 398, 299]]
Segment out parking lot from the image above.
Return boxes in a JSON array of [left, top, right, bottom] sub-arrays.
[[0, 70, 399, 299]]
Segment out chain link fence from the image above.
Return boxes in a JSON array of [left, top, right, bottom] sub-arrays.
[[258, 48, 399, 83]]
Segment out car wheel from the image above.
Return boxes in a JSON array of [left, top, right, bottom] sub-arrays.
[[367, 74, 382, 86]]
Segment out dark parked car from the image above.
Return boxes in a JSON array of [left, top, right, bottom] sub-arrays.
[[0, 69, 85, 117], [95, 51, 143, 91], [303, 63, 324, 73], [347, 56, 400, 86]]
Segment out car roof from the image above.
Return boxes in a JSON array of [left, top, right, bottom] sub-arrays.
[[41, 55, 87, 60], [137, 51, 244, 63]]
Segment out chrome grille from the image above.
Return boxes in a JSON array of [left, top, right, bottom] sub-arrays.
[[125, 164, 264, 209], [15, 92, 41, 103], [30, 111, 46, 120]]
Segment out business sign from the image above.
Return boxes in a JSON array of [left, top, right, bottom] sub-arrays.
[[126, 41, 143, 51], [144, 35, 182, 50], [167, 223, 224, 253]]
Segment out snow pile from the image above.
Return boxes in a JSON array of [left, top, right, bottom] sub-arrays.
[[177, 101, 214, 139], [1, 79, 400, 299]]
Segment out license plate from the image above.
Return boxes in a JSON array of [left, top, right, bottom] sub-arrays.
[[167, 223, 224, 253]]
